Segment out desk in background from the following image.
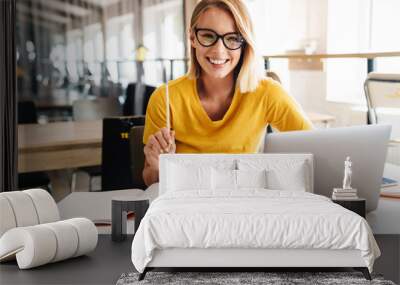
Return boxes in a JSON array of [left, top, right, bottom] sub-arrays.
[[18, 120, 102, 173], [18, 111, 334, 173], [264, 51, 400, 73], [306, 112, 335, 128], [381, 163, 400, 199]]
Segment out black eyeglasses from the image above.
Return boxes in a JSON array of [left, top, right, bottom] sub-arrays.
[[195, 28, 245, 50]]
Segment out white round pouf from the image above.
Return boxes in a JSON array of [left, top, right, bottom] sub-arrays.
[[0, 226, 57, 269], [42, 221, 79, 262], [24, 189, 60, 223], [0, 189, 98, 269], [0, 195, 17, 237], [1, 191, 39, 227], [64, 218, 98, 257]]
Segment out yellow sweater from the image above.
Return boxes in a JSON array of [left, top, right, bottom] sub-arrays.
[[143, 75, 312, 153]]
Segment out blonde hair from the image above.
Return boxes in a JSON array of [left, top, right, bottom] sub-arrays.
[[188, 0, 264, 93]]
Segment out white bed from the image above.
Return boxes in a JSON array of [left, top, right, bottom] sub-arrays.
[[131, 154, 380, 280]]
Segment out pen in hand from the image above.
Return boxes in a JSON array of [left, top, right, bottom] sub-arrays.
[[165, 81, 172, 153]]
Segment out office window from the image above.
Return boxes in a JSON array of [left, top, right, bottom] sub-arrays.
[[247, 0, 400, 105], [106, 14, 136, 85], [370, 0, 400, 52], [143, 0, 184, 85], [326, 0, 400, 104], [371, 0, 400, 72], [325, 0, 370, 104], [83, 23, 103, 85], [246, 0, 326, 88], [66, 30, 84, 83], [246, 0, 291, 86]]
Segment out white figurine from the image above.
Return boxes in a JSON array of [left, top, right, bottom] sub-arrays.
[[342, 156, 352, 189]]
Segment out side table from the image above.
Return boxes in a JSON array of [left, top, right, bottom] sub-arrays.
[[332, 198, 366, 218], [112, 197, 149, 242]]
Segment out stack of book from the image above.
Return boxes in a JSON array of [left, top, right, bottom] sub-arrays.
[[332, 188, 358, 200]]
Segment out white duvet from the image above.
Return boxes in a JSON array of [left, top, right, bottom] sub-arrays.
[[131, 189, 380, 273]]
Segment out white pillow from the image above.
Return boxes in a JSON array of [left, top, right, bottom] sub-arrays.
[[212, 168, 237, 190], [211, 168, 268, 190], [167, 162, 212, 192], [236, 169, 268, 189], [266, 162, 307, 191], [208, 159, 237, 171], [237, 158, 309, 192]]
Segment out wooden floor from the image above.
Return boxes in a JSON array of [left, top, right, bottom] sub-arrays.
[[0, 235, 398, 285]]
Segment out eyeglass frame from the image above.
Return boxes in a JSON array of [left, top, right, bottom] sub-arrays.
[[194, 28, 246, 50]]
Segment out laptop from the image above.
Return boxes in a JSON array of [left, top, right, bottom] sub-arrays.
[[264, 124, 391, 212]]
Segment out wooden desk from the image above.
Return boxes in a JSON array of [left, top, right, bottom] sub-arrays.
[[263, 51, 400, 73], [264, 51, 400, 59], [18, 112, 333, 173], [18, 120, 102, 173], [381, 163, 400, 199]]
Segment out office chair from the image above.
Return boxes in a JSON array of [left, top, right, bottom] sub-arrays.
[[266, 70, 282, 83], [129, 125, 147, 190], [17, 101, 51, 191], [263, 70, 283, 136], [18, 101, 39, 124], [364, 72, 400, 144], [123, 83, 156, 116], [364, 72, 400, 167], [101, 116, 146, 191], [71, 97, 122, 191]]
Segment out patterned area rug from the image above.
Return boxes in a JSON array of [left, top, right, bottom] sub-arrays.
[[116, 271, 395, 285]]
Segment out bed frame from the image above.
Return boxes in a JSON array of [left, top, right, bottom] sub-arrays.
[[138, 248, 371, 281], [138, 154, 372, 281]]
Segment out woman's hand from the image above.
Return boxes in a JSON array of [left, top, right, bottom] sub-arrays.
[[143, 128, 176, 169]]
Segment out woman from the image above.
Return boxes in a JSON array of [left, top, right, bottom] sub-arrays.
[[142, 0, 312, 186]]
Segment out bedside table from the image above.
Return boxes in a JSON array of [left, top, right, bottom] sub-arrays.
[[332, 198, 366, 218], [112, 197, 149, 242]]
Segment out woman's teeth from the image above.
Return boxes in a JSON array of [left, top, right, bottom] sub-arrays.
[[208, 58, 228, 65]]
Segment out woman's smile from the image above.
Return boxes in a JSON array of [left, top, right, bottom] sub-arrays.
[[206, 57, 230, 67], [208, 57, 229, 64]]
